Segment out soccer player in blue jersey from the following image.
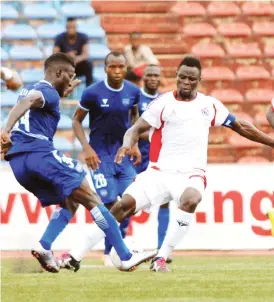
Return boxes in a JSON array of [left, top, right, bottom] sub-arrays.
[[58, 51, 142, 267], [0, 53, 156, 273], [137, 65, 171, 262]]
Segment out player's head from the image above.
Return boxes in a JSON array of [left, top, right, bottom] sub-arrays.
[[104, 51, 127, 86], [44, 53, 75, 97], [143, 64, 161, 93], [176, 56, 201, 98], [129, 32, 141, 49], [66, 17, 77, 37]]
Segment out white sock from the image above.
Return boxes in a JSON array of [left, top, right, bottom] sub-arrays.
[[157, 209, 193, 260], [70, 224, 105, 261]]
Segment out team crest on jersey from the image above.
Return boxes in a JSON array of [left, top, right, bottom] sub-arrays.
[[122, 98, 130, 106], [100, 189, 108, 197], [101, 98, 109, 107], [201, 107, 209, 116], [141, 103, 148, 111]]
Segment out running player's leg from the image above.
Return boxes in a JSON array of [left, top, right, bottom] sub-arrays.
[[152, 173, 205, 272], [63, 168, 161, 271], [157, 203, 170, 250], [90, 160, 119, 261], [115, 161, 136, 245]]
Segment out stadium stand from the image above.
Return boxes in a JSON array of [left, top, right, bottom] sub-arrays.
[[1, 0, 273, 163]]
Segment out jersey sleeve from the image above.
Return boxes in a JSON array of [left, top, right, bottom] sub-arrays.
[[17, 86, 58, 108], [54, 33, 63, 48], [79, 87, 95, 111], [133, 90, 140, 106], [37, 86, 59, 108], [141, 95, 166, 129], [211, 98, 233, 127]]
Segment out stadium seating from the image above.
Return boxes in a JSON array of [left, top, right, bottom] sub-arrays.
[[0, 48, 9, 61], [61, 2, 95, 18], [20, 69, 44, 85], [237, 156, 270, 163], [9, 45, 43, 61], [1, 4, 19, 19], [23, 4, 57, 19], [77, 19, 106, 41], [1, 90, 18, 107], [88, 43, 110, 60], [37, 23, 64, 40], [3, 24, 37, 40]]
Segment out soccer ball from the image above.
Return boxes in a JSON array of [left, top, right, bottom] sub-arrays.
[[110, 248, 123, 271]]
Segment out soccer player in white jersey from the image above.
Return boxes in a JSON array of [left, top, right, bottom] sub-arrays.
[[266, 97, 274, 235], [58, 56, 274, 273]]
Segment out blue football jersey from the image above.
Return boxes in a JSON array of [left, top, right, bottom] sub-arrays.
[[6, 80, 60, 158], [79, 79, 140, 157], [137, 88, 161, 172]]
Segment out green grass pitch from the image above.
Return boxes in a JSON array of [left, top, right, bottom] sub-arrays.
[[2, 255, 274, 302]]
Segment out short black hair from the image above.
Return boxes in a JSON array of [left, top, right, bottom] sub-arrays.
[[44, 52, 75, 70], [177, 56, 202, 72], [67, 17, 76, 23], [104, 51, 126, 66]]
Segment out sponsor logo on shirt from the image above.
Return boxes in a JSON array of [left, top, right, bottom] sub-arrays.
[[101, 99, 109, 107]]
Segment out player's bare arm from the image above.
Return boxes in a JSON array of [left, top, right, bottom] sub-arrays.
[[115, 117, 151, 164], [230, 117, 274, 147], [266, 106, 274, 129], [129, 104, 142, 165], [75, 43, 89, 64], [72, 107, 101, 171]]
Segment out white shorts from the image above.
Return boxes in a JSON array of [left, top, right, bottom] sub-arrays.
[[123, 167, 207, 212]]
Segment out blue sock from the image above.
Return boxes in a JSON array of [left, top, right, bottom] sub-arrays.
[[104, 217, 130, 255], [120, 217, 130, 238], [91, 205, 132, 261], [40, 208, 72, 250], [157, 207, 170, 249]]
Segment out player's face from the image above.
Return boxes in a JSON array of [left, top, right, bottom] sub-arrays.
[[56, 64, 75, 97], [143, 66, 161, 91], [130, 35, 141, 49], [176, 65, 201, 98], [66, 21, 77, 37], [105, 55, 127, 85]]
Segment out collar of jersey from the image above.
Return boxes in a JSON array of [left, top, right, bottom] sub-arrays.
[[141, 87, 159, 99], [104, 79, 124, 92], [39, 80, 53, 87]]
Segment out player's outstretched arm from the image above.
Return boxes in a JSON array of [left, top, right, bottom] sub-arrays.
[[230, 118, 274, 147], [3, 91, 44, 133], [72, 108, 101, 171], [115, 117, 151, 164], [266, 106, 274, 129]]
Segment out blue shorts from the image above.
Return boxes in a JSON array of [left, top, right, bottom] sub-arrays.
[[92, 156, 136, 204], [9, 150, 86, 207]]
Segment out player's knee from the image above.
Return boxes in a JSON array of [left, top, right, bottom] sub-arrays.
[[179, 187, 202, 213], [111, 195, 135, 222]]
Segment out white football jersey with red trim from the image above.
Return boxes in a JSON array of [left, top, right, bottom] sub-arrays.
[[142, 91, 230, 173]]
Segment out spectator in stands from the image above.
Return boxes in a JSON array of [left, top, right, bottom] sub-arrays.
[[53, 17, 93, 86], [124, 32, 159, 69]]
